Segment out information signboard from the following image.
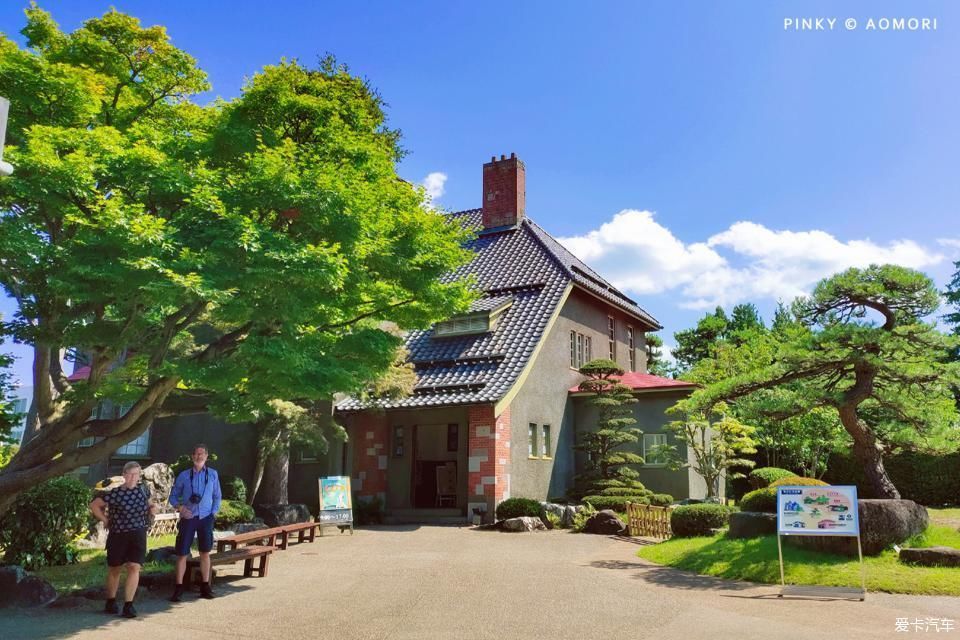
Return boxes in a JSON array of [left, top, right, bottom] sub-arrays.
[[318, 476, 353, 535], [776, 485, 859, 536]]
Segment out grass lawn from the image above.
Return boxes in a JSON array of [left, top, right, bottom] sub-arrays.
[[34, 533, 177, 593], [637, 507, 960, 596]]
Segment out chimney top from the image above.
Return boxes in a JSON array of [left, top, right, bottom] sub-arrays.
[[482, 153, 525, 230]]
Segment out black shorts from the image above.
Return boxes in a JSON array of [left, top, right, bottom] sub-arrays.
[[106, 528, 147, 567]]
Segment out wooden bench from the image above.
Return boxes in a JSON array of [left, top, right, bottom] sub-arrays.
[[186, 545, 275, 584], [281, 521, 322, 545], [216, 526, 289, 553]]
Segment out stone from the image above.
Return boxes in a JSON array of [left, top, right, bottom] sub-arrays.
[[145, 546, 178, 565], [0, 565, 26, 594], [539, 502, 566, 519], [142, 463, 175, 505], [254, 503, 311, 527], [540, 515, 554, 530], [82, 521, 109, 548], [728, 512, 777, 539], [561, 506, 578, 529], [785, 499, 929, 556], [899, 546, 960, 568], [233, 522, 269, 534], [501, 517, 547, 532], [583, 510, 627, 536], [1, 575, 58, 608]]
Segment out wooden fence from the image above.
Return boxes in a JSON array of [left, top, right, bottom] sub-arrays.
[[626, 503, 672, 539], [149, 512, 179, 537]]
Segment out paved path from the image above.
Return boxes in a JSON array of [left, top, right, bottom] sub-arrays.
[[2, 526, 958, 640]]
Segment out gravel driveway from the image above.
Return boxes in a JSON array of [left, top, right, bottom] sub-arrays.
[[2, 525, 958, 639]]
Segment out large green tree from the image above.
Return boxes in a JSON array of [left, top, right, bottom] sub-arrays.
[[0, 8, 474, 515], [686, 265, 960, 498]]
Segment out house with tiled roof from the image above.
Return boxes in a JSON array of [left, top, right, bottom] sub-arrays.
[[336, 154, 709, 521]]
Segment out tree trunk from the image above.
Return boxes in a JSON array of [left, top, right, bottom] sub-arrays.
[[837, 405, 900, 498], [258, 438, 290, 505], [248, 450, 267, 506]]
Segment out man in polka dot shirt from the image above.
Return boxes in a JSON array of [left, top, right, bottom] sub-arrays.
[[90, 461, 159, 618]]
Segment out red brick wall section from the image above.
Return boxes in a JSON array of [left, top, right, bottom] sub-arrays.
[[351, 412, 389, 503], [468, 404, 511, 518], [482, 154, 525, 229]]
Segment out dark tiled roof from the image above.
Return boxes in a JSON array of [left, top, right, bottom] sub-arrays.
[[337, 210, 661, 411]]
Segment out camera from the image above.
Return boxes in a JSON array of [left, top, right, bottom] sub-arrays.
[[190, 494, 202, 504]]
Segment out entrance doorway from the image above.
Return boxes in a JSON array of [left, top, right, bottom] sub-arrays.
[[411, 424, 460, 509]]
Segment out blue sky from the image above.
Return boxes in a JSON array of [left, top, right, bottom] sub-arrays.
[[2, 1, 959, 384]]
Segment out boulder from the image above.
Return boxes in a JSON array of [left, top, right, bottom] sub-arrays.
[[728, 512, 777, 539], [583, 510, 627, 536], [785, 499, 928, 556], [142, 463, 175, 505], [233, 522, 269, 534], [561, 505, 580, 529], [501, 517, 547, 532], [539, 502, 566, 519], [0, 565, 26, 594], [145, 546, 178, 565], [254, 503, 311, 527], [0, 575, 57, 608], [899, 546, 960, 568]]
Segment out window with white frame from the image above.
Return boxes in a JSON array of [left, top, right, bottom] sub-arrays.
[[627, 326, 636, 371], [116, 427, 150, 456], [643, 433, 668, 465], [585, 336, 592, 362], [528, 423, 538, 457], [541, 425, 551, 458], [607, 316, 616, 360], [569, 331, 577, 367], [569, 332, 593, 368], [576, 333, 583, 368]]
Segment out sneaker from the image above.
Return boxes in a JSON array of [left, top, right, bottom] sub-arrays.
[[169, 585, 184, 603], [104, 599, 119, 614], [199, 583, 215, 600], [122, 602, 137, 618]]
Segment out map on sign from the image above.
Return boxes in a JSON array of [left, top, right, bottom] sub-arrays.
[[776, 485, 859, 536]]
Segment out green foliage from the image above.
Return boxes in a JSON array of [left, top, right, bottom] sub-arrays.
[[0, 475, 91, 569], [660, 402, 757, 499], [495, 497, 542, 521], [214, 499, 255, 529], [546, 512, 562, 528], [649, 493, 674, 507], [221, 475, 248, 503], [353, 495, 383, 525], [573, 359, 646, 496], [769, 476, 828, 488], [583, 495, 649, 511], [170, 451, 218, 476], [0, 6, 476, 505], [823, 451, 960, 504], [598, 487, 653, 497], [748, 467, 795, 489], [670, 504, 733, 537], [572, 503, 598, 533], [739, 488, 777, 513], [644, 334, 672, 377]]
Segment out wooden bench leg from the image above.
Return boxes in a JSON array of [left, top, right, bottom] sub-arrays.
[[259, 553, 270, 577], [307, 527, 316, 542], [278, 531, 288, 550], [243, 557, 254, 578]]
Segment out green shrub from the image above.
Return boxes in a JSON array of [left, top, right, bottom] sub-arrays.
[[0, 476, 91, 569], [215, 500, 255, 529], [583, 495, 649, 511], [495, 497, 542, 521], [739, 488, 777, 513], [748, 467, 795, 489], [649, 493, 674, 507], [546, 512, 562, 528], [770, 476, 829, 488], [823, 451, 960, 504], [572, 503, 598, 532], [599, 487, 652, 497], [671, 504, 733, 537], [221, 475, 248, 503], [170, 451, 218, 476], [354, 495, 383, 525]]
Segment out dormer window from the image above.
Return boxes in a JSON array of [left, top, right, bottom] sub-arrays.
[[433, 297, 513, 338]]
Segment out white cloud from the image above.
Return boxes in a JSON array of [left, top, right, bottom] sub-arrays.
[[422, 172, 447, 202], [938, 238, 960, 252], [557, 210, 945, 310]]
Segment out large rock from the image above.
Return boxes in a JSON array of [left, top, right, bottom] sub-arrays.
[[583, 510, 627, 536], [0, 565, 27, 594], [540, 502, 566, 519], [785, 499, 928, 556], [145, 546, 178, 565], [728, 512, 777, 539], [562, 506, 579, 529], [142, 463, 174, 505], [233, 521, 268, 534], [899, 547, 960, 568], [0, 575, 57, 608], [254, 503, 311, 527], [501, 517, 547, 532]]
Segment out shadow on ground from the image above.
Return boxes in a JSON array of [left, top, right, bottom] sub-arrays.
[[588, 558, 762, 592]]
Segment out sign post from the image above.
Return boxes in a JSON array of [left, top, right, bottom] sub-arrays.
[[776, 484, 865, 600], [318, 476, 354, 536]]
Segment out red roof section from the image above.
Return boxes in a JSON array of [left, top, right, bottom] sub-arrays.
[[67, 366, 90, 382], [568, 371, 697, 393]]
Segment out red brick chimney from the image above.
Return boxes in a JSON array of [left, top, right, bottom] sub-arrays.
[[482, 153, 525, 229]]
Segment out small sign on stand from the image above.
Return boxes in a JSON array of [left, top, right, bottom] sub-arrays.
[[318, 476, 354, 535], [776, 484, 865, 601]]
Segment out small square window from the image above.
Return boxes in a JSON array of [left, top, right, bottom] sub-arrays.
[[643, 434, 668, 465], [393, 426, 405, 457]]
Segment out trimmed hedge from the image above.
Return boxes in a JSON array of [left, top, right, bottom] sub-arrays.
[[649, 493, 674, 507], [215, 500, 255, 529], [739, 488, 777, 513], [770, 476, 829, 488], [495, 497, 542, 521], [748, 467, 795, 489], [599, 487, 653, 497], [823, 451, 960, 505], [583, 495, 650, 511], [671, 504, 733, 537]]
